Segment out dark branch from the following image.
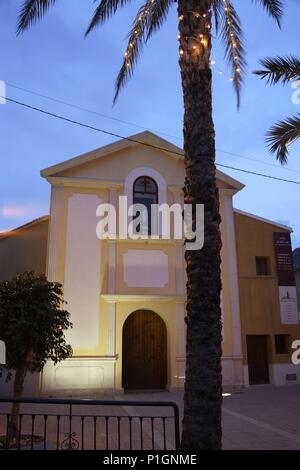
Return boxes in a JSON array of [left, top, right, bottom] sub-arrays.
[[85, 0, 132, 36], [220, 0, 247, 107], [114, 0, 172, 103], [266, 114, 300, 164], [17, 0, 56, 34], [251, 0, 283, 27], [254, 56, 300, 85]]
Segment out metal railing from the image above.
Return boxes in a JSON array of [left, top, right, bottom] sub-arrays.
[[0, 397, 180, 450]]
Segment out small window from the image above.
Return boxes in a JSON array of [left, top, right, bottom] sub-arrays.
[[133, 176, 158, 234], [275, 335, 289, 354], [256, 257, 270, 276]]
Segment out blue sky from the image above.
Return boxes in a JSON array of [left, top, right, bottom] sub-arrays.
[[1, 0, 300, 246]]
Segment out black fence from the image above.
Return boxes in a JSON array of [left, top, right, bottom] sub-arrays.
[[0, 398, 180, 450]]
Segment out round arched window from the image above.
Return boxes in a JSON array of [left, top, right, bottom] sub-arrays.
[[133, 176, 158, 234]]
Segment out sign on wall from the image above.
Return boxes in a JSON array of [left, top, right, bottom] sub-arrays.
[[274, 232, 299, 325]]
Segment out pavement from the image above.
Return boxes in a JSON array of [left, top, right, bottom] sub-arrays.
[[1, 385, 300, 450], [221, 385, 300, 450], [115, 385, 300, 450]]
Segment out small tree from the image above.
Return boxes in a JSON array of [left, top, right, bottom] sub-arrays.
[[0, 272, 72, 443]]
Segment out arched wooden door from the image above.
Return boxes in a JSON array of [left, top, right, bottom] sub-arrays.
[[122, 310, 167, 390]]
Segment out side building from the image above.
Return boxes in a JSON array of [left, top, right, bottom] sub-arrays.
[[293, 247, 300, 314], [0, 217, 49, 396], [0, 216, 48, 282], [235, 210, 300, 386]]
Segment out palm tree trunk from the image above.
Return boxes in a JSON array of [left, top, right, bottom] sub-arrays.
[[8, 366, 25, 444], [178, 0, 223, 450]]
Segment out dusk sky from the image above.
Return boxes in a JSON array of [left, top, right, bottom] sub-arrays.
[[1, 0, 300, 246]]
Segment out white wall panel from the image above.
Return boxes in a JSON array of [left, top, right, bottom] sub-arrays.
[[123, 249, 168, 288], [64, 194, 101, 349]]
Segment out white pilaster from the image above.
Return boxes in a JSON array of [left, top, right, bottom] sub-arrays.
[[107, 301, 116, 356], [108, 190, 117, 294], [222, 192, 244, 387], [175, 243, 185, 296], [173, 189, 185, 296], [223, 193, 242, 358], [176, 301, 186, 388], [108, 242, 116, 294], [109, 189, 118, 211], [47, 186, 61, 281]]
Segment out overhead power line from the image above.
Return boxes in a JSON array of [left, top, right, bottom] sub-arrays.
[[6, 82, 178, 140], [2, 95, 300, 186], [7, 81, 300, 176]]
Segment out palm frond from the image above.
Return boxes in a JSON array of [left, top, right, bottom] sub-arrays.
[[220, 0, 246, 107], [254, 56, 300, 85], [145, 0, 172, 41], [17, 0, 56, 34], [114, 0, 172, 103], [85, 0, 132, 36], [251, 0, 283, 27], [211, 0, 224, 34], [266, 114, 300, 163]]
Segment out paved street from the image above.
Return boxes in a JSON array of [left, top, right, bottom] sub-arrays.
[[222, 386, 300, 449], [116, 385, 300, 450], [1, 385, 300, 450]]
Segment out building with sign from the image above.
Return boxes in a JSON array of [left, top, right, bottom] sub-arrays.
[[293, 248, 300, 317], [235, 212, 299, 386], [0, 132, 300, 396]]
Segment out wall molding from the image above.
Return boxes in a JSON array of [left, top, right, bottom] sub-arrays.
[[47, 176, 122, 190], [102, 294, 186, 302]]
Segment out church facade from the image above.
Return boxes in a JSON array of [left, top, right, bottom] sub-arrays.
[[1, 132, 300, 396]]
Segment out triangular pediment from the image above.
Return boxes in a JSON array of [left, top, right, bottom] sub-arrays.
[[41, 131, 244, 191]]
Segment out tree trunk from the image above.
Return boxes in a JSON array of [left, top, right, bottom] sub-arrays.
[[178, 0, 223, 450], [8, 366, 26, 444]]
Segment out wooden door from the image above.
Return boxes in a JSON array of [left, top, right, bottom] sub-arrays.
[[122, 310, 167, 390], [246, 335, 270, 385]]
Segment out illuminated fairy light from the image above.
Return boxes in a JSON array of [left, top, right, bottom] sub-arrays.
[[176, 5, 238, 84], [223, 0, 242, 80], [210, 59, 240, 82], [177, 9, 211, 59], [175, 4, 240, 83], [123, 3, 216, 70], [122, 5, 153, 71]]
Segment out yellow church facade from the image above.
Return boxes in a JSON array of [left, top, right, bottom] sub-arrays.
[[1, 132, 300, 396]]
